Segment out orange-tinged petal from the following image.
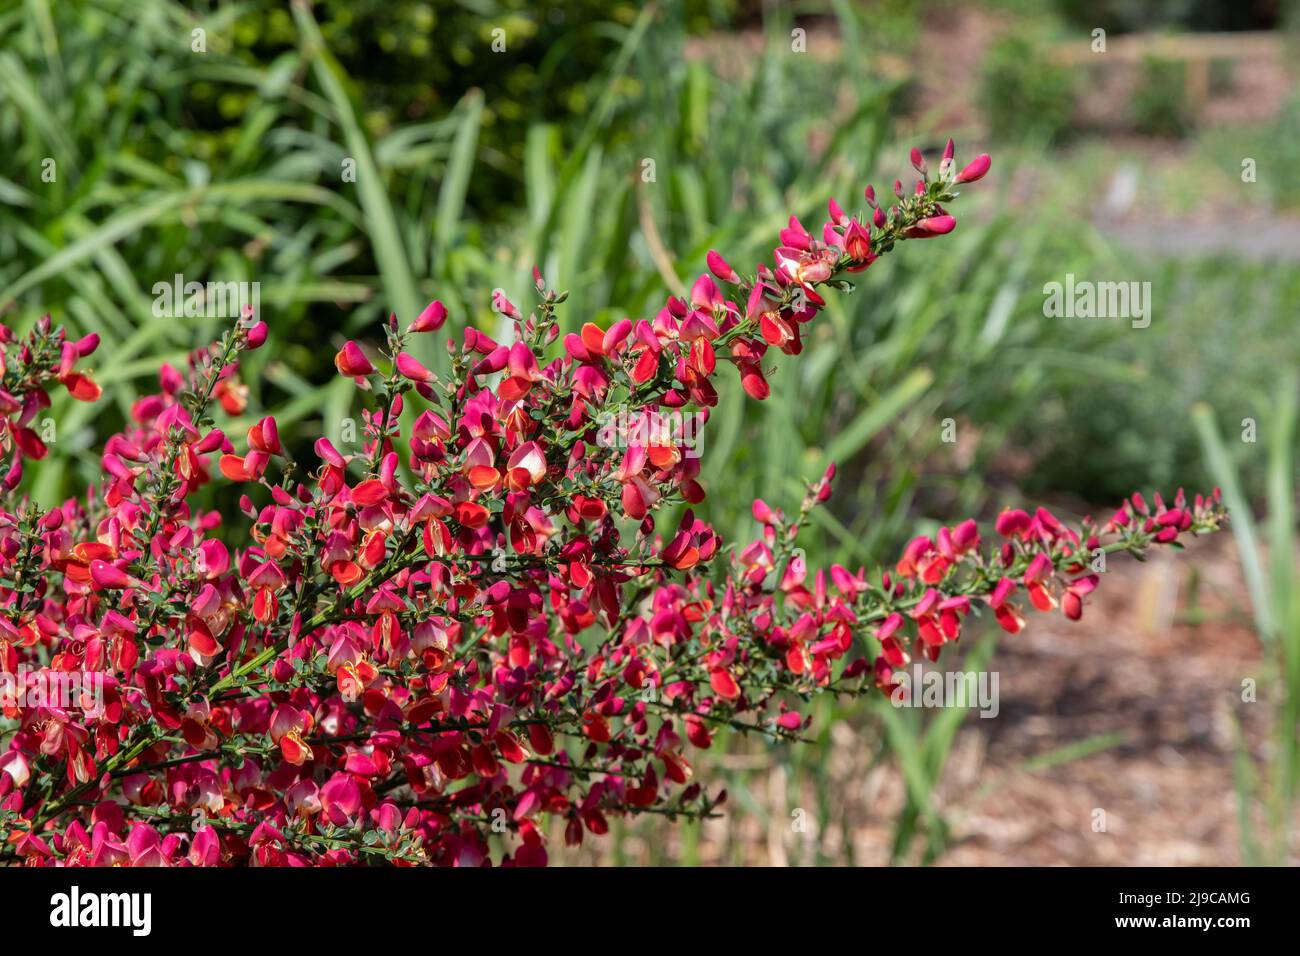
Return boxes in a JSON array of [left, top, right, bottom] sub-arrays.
[[351, 479, 388, 506], [468, 465, 500, 490], [709, 668, 741, 700], [219, 455, 249, 481], [580, 323, 606, 357], [61, 372, 102, 402]]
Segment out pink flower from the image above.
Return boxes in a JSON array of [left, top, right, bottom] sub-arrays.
[[955, 153, 991, 183], [1063, 575, 1099, 620], [706, 250, 739, 283], [245, 321, 269, 349], [89, 559, 133, 590], [506, 441, 548, 487], [410, 299, 449, 333], [491, 289, 521, 320], [906, 215, 957, 238], [334, 340, 375, 377], [396, 352, 435, 383]]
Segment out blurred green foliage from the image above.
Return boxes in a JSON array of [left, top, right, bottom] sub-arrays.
[[218, 0, 728, 217], [1131, 55, 1193, 137], [1263, 91, 1300, 208], [1195, 372, 1300, 866], [1013, 257, 1300, 504], [1199, 90, 1300, 211], [977, 31, 1076, 144]]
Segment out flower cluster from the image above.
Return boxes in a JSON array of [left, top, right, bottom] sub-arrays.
[[0, 144, 1226, 866], [0, 314, 102, 491]]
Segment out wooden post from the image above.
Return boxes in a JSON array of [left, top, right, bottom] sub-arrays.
[[1185, 56, 1210, 112]]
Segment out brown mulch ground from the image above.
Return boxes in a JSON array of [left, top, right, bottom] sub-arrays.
[[934, 536, 1267, 866]]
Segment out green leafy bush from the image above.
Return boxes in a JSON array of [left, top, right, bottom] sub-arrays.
[[1258, 91, 1300, 210], [1131, 55, 1193, 137], [1014, 257, 1300, 504], [978, 32, 1077, 143]]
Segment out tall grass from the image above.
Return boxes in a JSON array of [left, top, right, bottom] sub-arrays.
[[1194, 374, 1300, 865]]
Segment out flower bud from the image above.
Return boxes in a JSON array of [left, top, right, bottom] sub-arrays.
[[955, 153, 991, 184], [410, 300, 448, 333], [396, 352, 435, 383], [245, 321, 269, 350], [491, 289, 521, 320], [706, 251, 739, 283], [334, 341, 375, 377], [940, 138, 956, 177]]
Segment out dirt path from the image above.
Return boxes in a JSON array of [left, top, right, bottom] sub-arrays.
[[1101, 217, 1300, 260]]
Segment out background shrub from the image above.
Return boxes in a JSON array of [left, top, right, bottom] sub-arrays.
[[978, 31, 1077, 143], [1132, 55, 1193, 137]]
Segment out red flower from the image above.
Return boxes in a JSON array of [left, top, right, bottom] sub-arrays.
[[334, 340, 375, 377], [410, 299, 449, 333], [955, 153, 992, 184]]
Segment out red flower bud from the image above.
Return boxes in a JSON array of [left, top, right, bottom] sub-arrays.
[[955, 153, 991, 184], [334, 341, 375, 377], [410, 300, 448, 333], [244, 321, 269, 350], [396, 352, 434, 383]]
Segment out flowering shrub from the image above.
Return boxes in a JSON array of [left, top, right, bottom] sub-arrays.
[[0, 143, 1225, 866]]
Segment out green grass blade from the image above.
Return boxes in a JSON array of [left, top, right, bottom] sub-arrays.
[[291, 1, 420, 336], [433, 89, 483, 267], [1192, 402, 1274, 641], [823, 367, 934, 467]]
